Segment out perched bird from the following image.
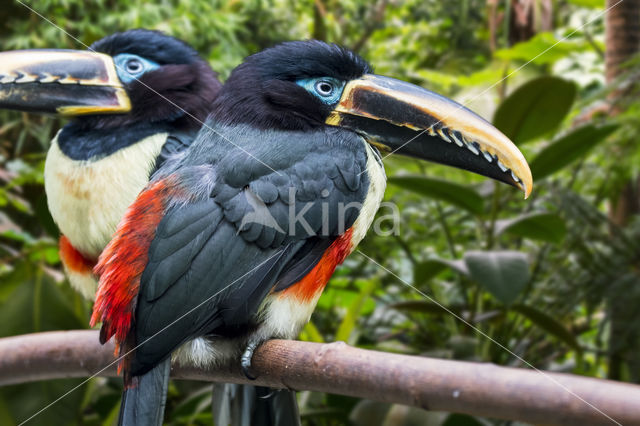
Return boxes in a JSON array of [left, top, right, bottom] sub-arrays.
[[0, 30, 297, 426], [91, 40, 531, 425], [0, 29, 221, 299]]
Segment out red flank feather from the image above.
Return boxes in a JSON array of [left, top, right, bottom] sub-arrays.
[[59, 235, 96, 274], [91, 178, 175, 358], [280, 228, 354, 302]]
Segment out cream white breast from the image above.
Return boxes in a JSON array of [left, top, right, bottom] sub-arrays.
[[44, 132, 168, 259], [348, 141, 387, 251]]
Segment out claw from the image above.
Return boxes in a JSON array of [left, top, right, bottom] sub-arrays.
[[241, 340, 261, 380]]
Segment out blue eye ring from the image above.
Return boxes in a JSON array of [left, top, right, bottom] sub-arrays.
[[296, 77, 345, 105], [113, 53, 161, 84]]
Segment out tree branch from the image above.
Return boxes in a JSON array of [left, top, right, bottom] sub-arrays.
[[1, 331, 639, 425]]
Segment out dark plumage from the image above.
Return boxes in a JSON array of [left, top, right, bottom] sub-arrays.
[[91, 29, 202, 65], [93, 38, 532, 426], [93, 40, 384, 426], [58, 29, 221, 160], [211, 40, 372, 130]]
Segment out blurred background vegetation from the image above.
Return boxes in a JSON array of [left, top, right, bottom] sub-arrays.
[[1, 0, 639, 425]]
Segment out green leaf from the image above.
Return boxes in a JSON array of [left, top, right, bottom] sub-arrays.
[[464, 251, 530, 305], [413, 260, 447, 284], [390, 300, 464, 315], [1, 380, 88, 426], [388, 175, 484, 215], [493, 76, 576, 144], [413, 258, 469, 284], [512, 304, 581, 351], [0, 262, 86, 337], [567, 0, 604, 8], [495, 212, 567, 243], [335, 279, 377, 344], [495, 33, 588, 66], [530, 124, 618, 179]]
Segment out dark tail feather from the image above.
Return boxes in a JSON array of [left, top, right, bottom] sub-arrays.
[[118, 358, 171, 426], [212, 383, 300, 426]]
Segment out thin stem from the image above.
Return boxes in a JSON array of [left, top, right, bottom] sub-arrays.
[[435, 202, 457, 259]]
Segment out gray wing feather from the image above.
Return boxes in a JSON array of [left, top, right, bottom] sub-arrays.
[[131, 127, 370, 375]]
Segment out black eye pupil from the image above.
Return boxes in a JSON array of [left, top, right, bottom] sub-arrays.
[[316, 81, 333, 96], [126, 59, 143, 73]]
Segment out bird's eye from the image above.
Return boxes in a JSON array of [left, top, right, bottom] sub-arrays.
[[314, 80, 335, 97], [125, 58, 144, 74], [113, 54, 161, 84], [296, 77, 345, 105]]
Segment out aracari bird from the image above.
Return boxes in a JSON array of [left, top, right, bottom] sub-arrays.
[[90, 40, 532, 425], [0, 29, 297, 426], [0, 29, 220, 299]]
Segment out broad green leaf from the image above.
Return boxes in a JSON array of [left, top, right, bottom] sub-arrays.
[[464, 251, 530, 305], [495, 33, 588, 66], [530, 124, 618, 179], [512, 304, 581, 350], [493, 76, 576, 144], [416, 67, 505, 90], [413, 258, 469, 284], [413, 260, 447, 284], [0, 262, 85, 337], [388, 176, 484, 215], [335, 279, 377, 344], [495, 212, 567, 243], [0, 380, 87, 426]]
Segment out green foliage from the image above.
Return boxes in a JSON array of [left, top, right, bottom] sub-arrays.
[[568, 0, 605, 8], [387, 176, 484, 215], [493, 76, 577, 144], [494, 32, 591, 66], [510, 304, 581, 351], [1, 1, 638, 425], [495, 212, 567, 243], [530, 123, 619, 179], [464, 251, 530, 305]]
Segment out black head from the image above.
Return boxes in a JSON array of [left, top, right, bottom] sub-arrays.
[[207, 39, 533, 197], [211, 40, 372, 130], [79, 29, 221, 130]]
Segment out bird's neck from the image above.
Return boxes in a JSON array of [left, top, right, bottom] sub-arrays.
[[57, 120, 182, 161]]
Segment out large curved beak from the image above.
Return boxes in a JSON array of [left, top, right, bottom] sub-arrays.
[[0, 49, 131, 116], [327, 74, 532, 198]]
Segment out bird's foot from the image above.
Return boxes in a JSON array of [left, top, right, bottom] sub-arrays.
[[240, 339, 262, 380]]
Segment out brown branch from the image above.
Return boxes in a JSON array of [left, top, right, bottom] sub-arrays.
[[1, 331, 639, 425]]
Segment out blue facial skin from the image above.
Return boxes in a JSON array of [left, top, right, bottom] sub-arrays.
[[296, 77, 346, 105], [113, 53, 161, 84]]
